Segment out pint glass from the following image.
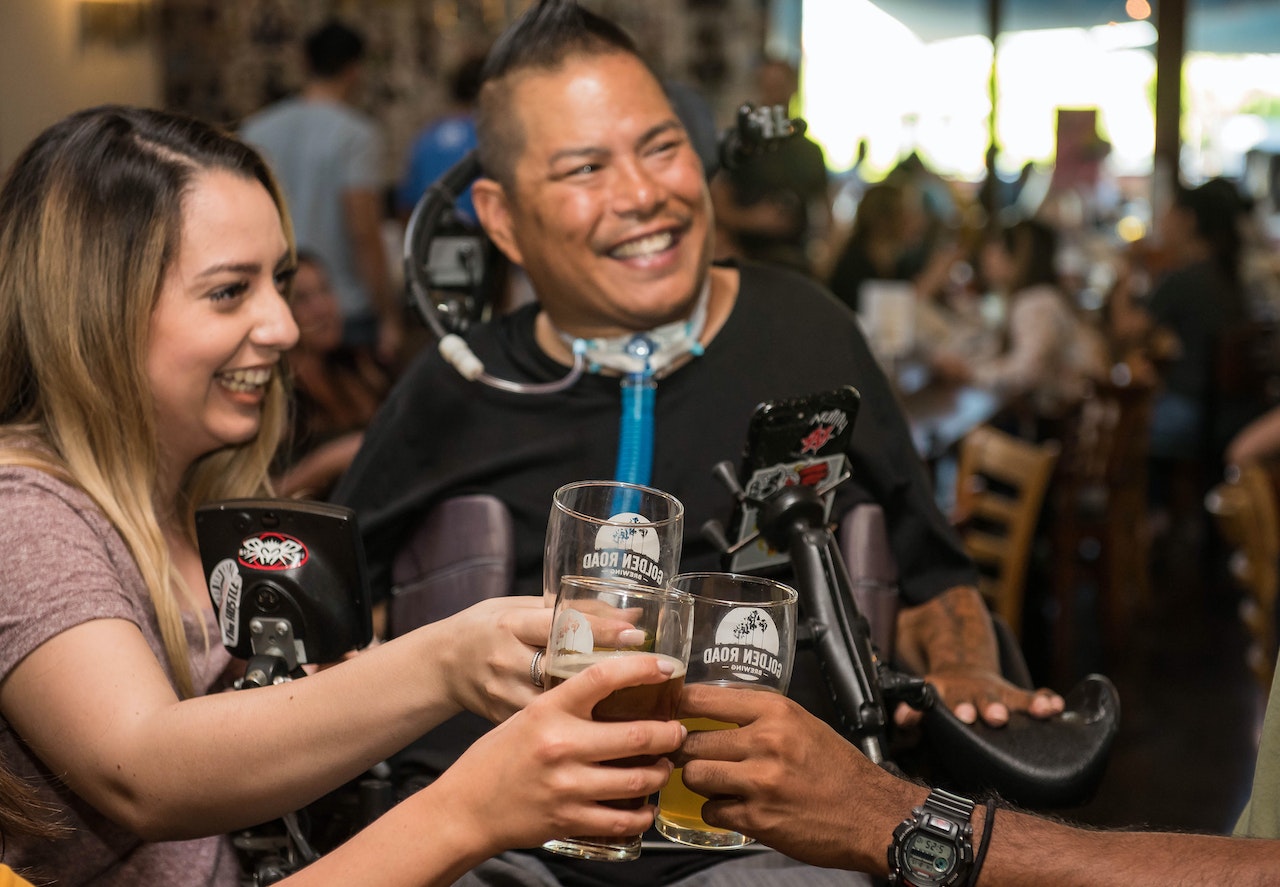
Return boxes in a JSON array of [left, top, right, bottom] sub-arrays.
[[541, 576, 694, 862], [543, 480, 683, 606], [656, 572, 797, 850]]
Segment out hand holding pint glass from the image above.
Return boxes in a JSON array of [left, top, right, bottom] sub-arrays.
[[543, 480, 684, 605], [657, 572, 798, 850], [541, 576, 694, 862]]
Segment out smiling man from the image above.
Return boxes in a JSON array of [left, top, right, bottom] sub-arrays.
[[332, 3, 1061, 886], [470, 49, 724, 346]]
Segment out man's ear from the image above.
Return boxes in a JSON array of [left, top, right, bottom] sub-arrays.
[[472, 177, 525, 267]]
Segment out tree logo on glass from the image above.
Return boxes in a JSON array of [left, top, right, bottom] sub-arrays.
[[580, 512, 664, 584], [702, 607, 783, 683], [552, 608, 594, 654]]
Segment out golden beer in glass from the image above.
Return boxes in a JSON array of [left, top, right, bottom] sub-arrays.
[[656, 573, 797, 850]]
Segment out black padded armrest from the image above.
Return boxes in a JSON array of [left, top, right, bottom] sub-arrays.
[[923, 673, 1121, 809]]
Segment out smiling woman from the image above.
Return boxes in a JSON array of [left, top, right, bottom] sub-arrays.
[[147, 168, 299, 483], [0, 103, 687, 887]]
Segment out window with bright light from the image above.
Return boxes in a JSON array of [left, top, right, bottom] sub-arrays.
[[800, 0, 1280, 187]]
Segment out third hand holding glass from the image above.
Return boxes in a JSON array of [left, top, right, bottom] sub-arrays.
[[657, 572, 798, 850], [540, 575, 694, 862]]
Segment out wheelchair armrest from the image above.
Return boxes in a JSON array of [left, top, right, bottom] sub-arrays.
[[387, 494, 515, 637], [838, 505, 1114, 808], [922, 673, 1121, 809], [838, 504, 900, 661], [839, 504, 1035, 689]]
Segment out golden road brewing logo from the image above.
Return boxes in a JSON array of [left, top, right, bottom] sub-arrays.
[[580, 512, 665, 584], [702, 606, 783, 682]]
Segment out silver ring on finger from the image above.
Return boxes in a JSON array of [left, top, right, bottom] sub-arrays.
[[530, 649, 545, 689]]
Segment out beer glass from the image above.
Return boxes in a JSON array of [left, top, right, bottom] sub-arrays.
[[543, 480, 684, 606], [541, 576, 694, 862], [656, 572, 798, 850]]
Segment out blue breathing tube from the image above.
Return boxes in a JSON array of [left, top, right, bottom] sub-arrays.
[[613, 335, 658, 488], [615, 371, 657, 488]]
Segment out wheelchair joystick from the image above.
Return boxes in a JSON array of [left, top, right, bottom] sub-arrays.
[[706, 460, 926, 764], [706, 449, 1120, 806]]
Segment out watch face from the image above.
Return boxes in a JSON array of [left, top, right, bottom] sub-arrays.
[[904, 831, 956, 883]]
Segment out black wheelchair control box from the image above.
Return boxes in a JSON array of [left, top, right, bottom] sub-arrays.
[[195, 499, 373, 666]]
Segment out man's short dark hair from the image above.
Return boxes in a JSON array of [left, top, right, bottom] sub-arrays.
[[475, 0, 651, 189], [305, 20, 366, 80], [451, 53, 487, 105]]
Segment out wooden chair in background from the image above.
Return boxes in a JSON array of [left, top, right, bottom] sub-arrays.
[[953, 425, 1061, 638], [1049, 373, 1156, 677], [1206, 320, 1280, 464], [1205, 461, 1280, 693]]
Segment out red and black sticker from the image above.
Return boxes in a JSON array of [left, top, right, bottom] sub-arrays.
[[237, 532, 309, 570]]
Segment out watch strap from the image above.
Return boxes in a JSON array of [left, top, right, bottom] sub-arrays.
[[923, 788, 976, 825]]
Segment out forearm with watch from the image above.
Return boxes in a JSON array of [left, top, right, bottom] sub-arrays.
[[678, 682, 1280, 886], [888, 788, 994, 887], [883, 787, 1280, 887]]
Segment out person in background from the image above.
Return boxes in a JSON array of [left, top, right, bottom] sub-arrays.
[[1111, 178, 1251, 462], [710, 57, 831, 276], [885, 151, 963, 279], [824, 180, 972, 375], [241, 19, 402, 365], [825, 182, 914, 315], [0, 104, 679, 886], [931, 217, 1107, 438], [398, 51, 487, 226], [826, 181, 963, 319], [1110, 178, 1255, 530], [275, 250, 392, 500]]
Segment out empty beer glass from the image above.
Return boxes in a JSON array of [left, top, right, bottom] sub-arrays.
[[543, 480, 683, 606], [656, 572, 797, 850]]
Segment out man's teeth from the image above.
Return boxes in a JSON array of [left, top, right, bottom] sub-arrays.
[[217, 368, 272, 393], [612, 231, 674, 259]]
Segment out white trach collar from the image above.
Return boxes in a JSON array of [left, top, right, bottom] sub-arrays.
[[558, 280, 710, 378]]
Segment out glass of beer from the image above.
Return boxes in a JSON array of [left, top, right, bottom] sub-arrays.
[[543, 480, 684, 606], [656, 572, 798, 850], [541, 575, 694, 862]]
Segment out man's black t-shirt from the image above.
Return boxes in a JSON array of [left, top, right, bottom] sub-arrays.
[[331, 260, 977, 885]]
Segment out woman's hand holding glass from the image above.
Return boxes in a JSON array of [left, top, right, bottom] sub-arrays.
[[429, 596, 554, 725], [428, 654, 687, 860], [540, 576, 694, 862]]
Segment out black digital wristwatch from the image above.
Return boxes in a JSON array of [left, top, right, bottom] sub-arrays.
[[887, 788, 976, 887]]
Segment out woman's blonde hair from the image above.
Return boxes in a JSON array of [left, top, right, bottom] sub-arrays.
[[0, 106, 295, 698], [0, 761, 67, 855]]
